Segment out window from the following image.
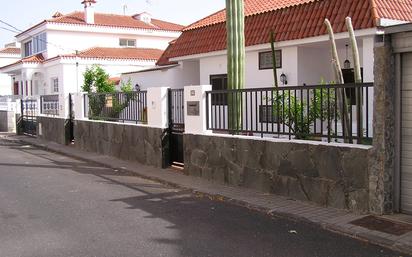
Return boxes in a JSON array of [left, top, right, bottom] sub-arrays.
[[259, 105, 278, 123], [259, 50, 282, 70], [52, 78, 59, 93], [24, 41, 32, 57], [23, 33, 47, 57], [33, 33, 47, 54], [119, 38, 136, 47], [210, 74, 228, 105]]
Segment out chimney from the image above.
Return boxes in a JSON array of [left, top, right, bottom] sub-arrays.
[[133, 12, 152, 24], [82, 0, 96, 24], [52, 12, 63, 18]]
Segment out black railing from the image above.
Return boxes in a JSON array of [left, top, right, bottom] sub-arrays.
[[206, 83, 373, 144], [84, 91, 147, 123], [21, 98, 37, 136], [40, 94, 59, 116]]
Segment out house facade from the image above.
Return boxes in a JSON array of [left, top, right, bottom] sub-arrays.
[[0, 44, 21, 95], [122, 0, 412, 90], [0, 0, 183, 96]]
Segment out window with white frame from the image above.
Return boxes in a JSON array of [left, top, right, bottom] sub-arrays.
[[33, 33, 47, 54], [119, 38, 136, 47], [23, 33, 47, 57], [259, 50, 282, 70], [52, 78, 59, 93], [24, 41, 32, 57]]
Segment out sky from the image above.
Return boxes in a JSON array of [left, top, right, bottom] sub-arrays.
[[0, 0, 226, 48]]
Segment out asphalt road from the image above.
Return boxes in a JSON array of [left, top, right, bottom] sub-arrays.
[[0, 138, 408, 257]]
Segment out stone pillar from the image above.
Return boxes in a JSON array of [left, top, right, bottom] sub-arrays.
[[184, 85, 212, 135], [72, 92, 86, 120], [147, 87, 169, 129], [369, 36, 396, 214], [58, 93, 69, 118]]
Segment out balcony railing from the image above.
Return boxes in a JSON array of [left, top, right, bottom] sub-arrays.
[[206, 83, 373, 144], [40, 94, 59, 116]]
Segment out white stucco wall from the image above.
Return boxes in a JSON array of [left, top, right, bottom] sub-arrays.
[[199, 46, 299, 87], [45, 30, 176, 59], [121, 60, 200, 90], [0, 54, 20, 95], [42, 59, 156, 95]]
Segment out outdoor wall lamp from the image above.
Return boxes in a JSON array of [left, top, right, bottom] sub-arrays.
[[280, 73, 288, 85], [344, 44, 351, 69]]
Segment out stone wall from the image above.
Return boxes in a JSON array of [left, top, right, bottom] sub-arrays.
[[37, 116, 70, 145], [74, 120, 166, 168], [0, 111, 16, 132], [184, 134, 371, 213], [368, 38, 396, 214]]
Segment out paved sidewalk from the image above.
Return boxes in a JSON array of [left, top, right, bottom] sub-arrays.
[[4, 134, 412, 255]]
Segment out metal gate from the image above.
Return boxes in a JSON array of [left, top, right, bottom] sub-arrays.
[[68, 94, 75, 143], [21, 99, 37, 136], [168, 89, 185, 168]]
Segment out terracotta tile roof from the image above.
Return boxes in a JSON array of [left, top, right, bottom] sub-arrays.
[[109, 77, 121, 85], [373, 0, 412, 21], [156, 41, 178, 66], [0, 53, 44, 70], [158, 0, 412, 65], [0, 47, 21, 55], [71, 47, 164, 61], [48, 11, 184, 31], [185, 0, 316, 30]]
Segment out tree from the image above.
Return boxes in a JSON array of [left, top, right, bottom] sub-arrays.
[[82, 65, 133, 120]]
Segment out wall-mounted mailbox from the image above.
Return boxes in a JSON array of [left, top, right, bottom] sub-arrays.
[[187, 101, 200, 116]]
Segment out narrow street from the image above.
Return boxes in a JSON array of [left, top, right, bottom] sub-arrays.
[[0, 138, 406, 257]]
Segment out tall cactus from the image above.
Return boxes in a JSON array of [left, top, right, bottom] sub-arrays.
[[325, 19, 351, 143], [270, 30, 279, 88], [346, 17, 363, 143], [226, 0, 245, 132]]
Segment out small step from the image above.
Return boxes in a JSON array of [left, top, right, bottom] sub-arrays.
[[171, 161, 184, 171]]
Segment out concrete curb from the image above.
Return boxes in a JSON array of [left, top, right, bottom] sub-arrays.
[[4, 135, 412, 256]]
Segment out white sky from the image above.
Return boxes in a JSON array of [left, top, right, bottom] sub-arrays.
[[0, 0, 226, 48]]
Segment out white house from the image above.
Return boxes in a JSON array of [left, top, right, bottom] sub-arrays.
[[0, 43, 21, 95], [121, 0, 412, 90], [0, 0, 183, 96]]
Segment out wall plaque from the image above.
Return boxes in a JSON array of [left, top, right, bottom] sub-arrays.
[[187, 101, 200, 116]]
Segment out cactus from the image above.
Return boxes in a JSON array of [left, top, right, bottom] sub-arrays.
[[346, 17, 363, 143], [325, 19, 351, 143], [226, 0, 245, 132], [270, 30, 279, 88]]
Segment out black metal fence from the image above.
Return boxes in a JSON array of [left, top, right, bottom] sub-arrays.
[[21, 98, 37, 136], [40, 94, 59, 116], [169, 89, 185, 132], [84, 91, 147, 123], [206, 83, 373, 144]]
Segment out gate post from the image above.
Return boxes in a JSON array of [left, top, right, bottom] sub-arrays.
[[147, 87, 169, 128], [183, 85, 212, 135]]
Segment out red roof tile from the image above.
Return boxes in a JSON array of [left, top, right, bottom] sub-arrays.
[[72, 47, 164, 61], [0, 47, 21, 55], [0, 54, 44, 70], [158, 0, 412, 65], [185, 0, 316, 30], [48, 11, 184, 31]]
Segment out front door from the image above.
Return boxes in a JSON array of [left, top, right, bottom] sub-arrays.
[[168, 89, 185, 168]]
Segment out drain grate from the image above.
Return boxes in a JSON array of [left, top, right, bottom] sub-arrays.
[[350, 215, 412, 236]]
